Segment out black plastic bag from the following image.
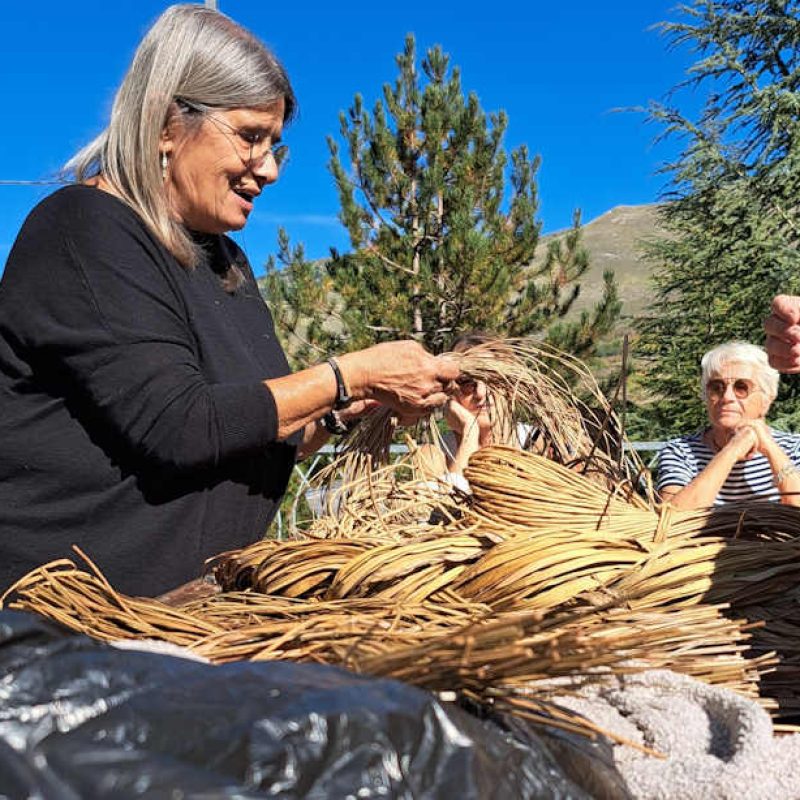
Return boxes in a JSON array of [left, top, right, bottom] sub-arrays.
[[0, 610, 593, 799]]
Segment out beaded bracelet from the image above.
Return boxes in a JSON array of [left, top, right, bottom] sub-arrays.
[[773, 461, 797, 487]]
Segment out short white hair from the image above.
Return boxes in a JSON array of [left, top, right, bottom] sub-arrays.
[[700, 341, 779, 403]]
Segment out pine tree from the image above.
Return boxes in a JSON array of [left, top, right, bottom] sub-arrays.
[[635, 0, 800, 435], [264, 35, 619, 362]]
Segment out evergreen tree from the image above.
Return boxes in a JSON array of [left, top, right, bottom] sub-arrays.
[[264, 35, 619, 363], [635, 0, 800, 435]]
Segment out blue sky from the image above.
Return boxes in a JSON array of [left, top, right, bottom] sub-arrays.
[[0, 1, 696, 273]]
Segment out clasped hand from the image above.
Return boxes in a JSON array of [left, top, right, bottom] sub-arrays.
[[726, 420, 772, 460], [444, 380, 493, 444]]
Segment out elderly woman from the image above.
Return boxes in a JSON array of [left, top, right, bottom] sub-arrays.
[[0, 5, 458, 597], [657, 341, 800, 509]]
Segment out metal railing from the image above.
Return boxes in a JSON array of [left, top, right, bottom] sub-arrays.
[[272, 441, 668, 538]]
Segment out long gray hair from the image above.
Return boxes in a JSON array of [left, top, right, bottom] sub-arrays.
[[66, 4, 296, 277]]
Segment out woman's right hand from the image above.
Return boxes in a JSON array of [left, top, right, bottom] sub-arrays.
[[724, 424, 759, 460], [765, 295, 800, 373], [339, 341, 460, 419]]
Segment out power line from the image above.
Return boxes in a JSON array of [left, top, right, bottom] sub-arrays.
[[0, 180, 63, 186], [2, 5, 220, 188]]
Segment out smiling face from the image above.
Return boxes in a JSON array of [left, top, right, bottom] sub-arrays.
[[160, 100, 285, 234], [705, 360, 769, 432]]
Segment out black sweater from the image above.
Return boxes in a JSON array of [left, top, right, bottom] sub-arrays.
[[0, 185, 298, 596]]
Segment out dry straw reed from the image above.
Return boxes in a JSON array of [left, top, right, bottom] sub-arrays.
[[206, 444, 800, 715], [462, 446, 800, 545], [6, 336, 800, 729], [2, 550, 770, 747], [315, 338, 652, 505], [1, 550, 222, 645], [187, 593, 491, 664], [354, 603, 767, 702]]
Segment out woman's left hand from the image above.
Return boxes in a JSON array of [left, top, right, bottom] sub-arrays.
[[738, 419, 775, 455], [338, 399, 381, 426]]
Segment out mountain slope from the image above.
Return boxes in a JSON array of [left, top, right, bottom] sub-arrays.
[[533, 203, 664, 330], [261, 202, 665, 350]]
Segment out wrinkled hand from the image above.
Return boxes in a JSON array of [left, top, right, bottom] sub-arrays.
[[339, 340, 460, 420], [743, 419, 775, 453], [765, 295, 800, 373], [337, 399, 380, 425], [724, 423, 760, 461]]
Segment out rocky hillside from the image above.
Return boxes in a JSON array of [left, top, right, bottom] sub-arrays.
[[533, 203, 665, 331]]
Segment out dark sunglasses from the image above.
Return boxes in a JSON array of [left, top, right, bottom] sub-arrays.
[[705, 377, 761, 400]]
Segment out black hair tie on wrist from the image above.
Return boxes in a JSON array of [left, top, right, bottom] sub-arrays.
[[327, 357, 352, 409], [321, 409, 350, 436]]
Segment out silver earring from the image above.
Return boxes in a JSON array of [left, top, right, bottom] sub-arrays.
[[160, 151, 168, 180]]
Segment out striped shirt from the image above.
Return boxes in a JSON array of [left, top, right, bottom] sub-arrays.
[[656, 428, 800, 505]]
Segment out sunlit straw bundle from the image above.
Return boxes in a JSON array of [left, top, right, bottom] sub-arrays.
[[211, 537, 381, 596], [324, 532, 490, 602], [186, 593, 491, 664], [3, 552, 768, 722], [462, 445, 800, 545], [301, 449, 469, 541], [212, 531, 492, 604], [461, 446, 656, 544], [318, 338, 651, 501], [451, 536, 651, 610], [1, 554, 222, 646], [354, 603, 768, 705], [2, 553, 492, 660]]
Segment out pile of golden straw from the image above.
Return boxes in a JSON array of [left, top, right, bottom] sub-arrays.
[[1, 548, 768, 747], [7, 446, 800, 724], [5, 337, 800, 739], [317, 338, 654, 503]]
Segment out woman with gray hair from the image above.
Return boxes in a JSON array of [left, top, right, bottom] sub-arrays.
[[0, 5, 458, 597], [657, 341, 800, 509]]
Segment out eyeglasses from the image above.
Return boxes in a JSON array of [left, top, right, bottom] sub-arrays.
[[705, 377, 762, 400], [176, 98, 289, 172]]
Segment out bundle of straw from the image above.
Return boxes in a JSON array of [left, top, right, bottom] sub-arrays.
[[451, 536, 650, 610], [302, 451, 468, 541], [317, 338, 651, 501], [3, 552, 766, 716], [205, 441, 800, 717], [462, 446, 800, 545], [325, 533, 489, 602], [1, 554, 222, 646], [354, 603, 767, 704], [187, 593, 491, 664], [462, 446, 655, 543], [211, 538, 381, 597]]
